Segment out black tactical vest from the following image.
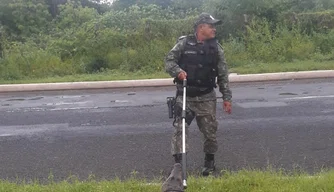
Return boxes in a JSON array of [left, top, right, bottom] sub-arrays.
[[175, 35, 219, 89]]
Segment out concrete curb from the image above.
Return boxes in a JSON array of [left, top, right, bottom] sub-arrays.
[[228, 70, 334, 82], [1, 70, 334, 93]]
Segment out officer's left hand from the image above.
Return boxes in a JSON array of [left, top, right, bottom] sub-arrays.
[[223, 101, 232, 114]]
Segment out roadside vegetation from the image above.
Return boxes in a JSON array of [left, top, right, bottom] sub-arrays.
[[1, 1, 334, 191], [1, 169, 334, 191], [1, 0, 334, 84]]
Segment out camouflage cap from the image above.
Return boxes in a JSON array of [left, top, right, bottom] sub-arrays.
[[194, 13, 222, 27]]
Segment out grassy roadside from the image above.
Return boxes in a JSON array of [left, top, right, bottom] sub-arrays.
[[0, 71, 171, 85], [231, 60, 334, 74], [1, 170, 334, 192], [0, 60, 333, 85]]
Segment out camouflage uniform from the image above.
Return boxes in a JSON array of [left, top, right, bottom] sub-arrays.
[[165, 36, 232, 156], [165, 13, 232, 159]]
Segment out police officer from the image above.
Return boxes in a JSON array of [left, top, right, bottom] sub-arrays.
[[164, 12, 232, 176]]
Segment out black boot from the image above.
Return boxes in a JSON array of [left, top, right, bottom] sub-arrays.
[[173, 153, 182, 164], [202, 153, 215, 176]]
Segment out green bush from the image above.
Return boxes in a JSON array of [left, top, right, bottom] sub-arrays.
[[2, 1, 334, 81], [242, 18, 316, 63], [312, 30, 334, 54], [0, 41, 78, 80], [222, 37, 249, 68]]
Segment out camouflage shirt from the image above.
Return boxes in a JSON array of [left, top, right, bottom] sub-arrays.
[[164, 35, 232, 101]]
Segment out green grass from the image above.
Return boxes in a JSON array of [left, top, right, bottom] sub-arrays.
[[230, 60, 334, 74], [0, 70, 171, 85], [0, 61, 333, 85], [1, 170, 334, 191]]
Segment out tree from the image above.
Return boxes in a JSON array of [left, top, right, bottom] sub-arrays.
[[0, 0, 20, 35], [55, 1, 99, 30], [4, 0, 52, 37], [111, 0, 174, 10], [46, 0, 67, 17], [46, 0, 111, 17], [171, 0, 203, 11]]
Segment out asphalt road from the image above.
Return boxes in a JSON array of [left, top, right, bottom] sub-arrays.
[[1, 78, 334, 183]]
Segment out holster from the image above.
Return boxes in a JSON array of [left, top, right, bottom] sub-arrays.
[[167, 97, 176, 119]]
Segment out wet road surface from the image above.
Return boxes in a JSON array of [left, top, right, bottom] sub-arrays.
[[1, 78, 334, 182]]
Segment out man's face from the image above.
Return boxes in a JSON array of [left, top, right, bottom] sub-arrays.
[[198, 23, 216, 40]]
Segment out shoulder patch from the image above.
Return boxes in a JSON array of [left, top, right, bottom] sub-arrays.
[[176, 35, 187, 42], [178, 35, 187, 41]]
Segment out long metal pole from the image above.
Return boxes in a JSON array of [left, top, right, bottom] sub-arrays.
[[182, 79, 187, 189]]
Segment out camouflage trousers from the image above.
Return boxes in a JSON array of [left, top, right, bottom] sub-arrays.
[[171, 94, 218, 155]]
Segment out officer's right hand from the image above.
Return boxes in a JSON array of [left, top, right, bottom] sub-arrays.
[[178, 71, 187, 80], [223, 100, 232, 114]]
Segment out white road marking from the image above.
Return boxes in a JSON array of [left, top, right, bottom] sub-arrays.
[[237, 101, 288, 108], [283, 95, 334, 100], [115, 100, 129, 103], [45, 102, 89, 106], [49, 107, 98, 111], [0, 124, 69, 137]]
